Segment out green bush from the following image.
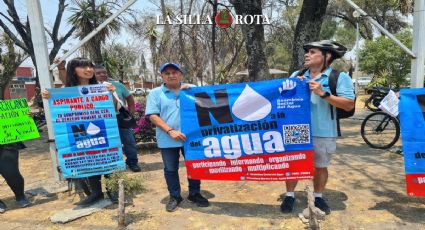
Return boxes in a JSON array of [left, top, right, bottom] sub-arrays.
[[105, 172, 145, 199]]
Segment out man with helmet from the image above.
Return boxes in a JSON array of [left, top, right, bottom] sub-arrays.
[[280, 40, 355, 215]]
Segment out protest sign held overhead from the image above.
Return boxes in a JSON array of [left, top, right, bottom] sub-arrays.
[[399, 88, 425, 197], [0, 98, 40, 144], [181, 78, 314, 181], [48, 84, 125, 178]]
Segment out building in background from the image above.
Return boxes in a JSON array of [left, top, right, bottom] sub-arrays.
[[3, 66, 36, 100]]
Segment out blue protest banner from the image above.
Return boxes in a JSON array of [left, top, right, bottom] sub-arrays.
[[181, 78, 314, 181], [48, 84, 125, 178], [399, 88, 425, 196]]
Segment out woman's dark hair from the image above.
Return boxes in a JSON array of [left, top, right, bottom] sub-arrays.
[[65, 57, 98, 86]]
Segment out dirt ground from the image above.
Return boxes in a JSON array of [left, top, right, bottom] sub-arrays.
[[1, 97, 425, 230]]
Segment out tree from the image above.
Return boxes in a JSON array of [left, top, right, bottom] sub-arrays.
[[230, 0, 270, 81], [327, 0, 412, 40], [0, 0, 75, 80], [102, 41, 139, 81], [358, 30, 412, 88], [290, 0, 329, 72], [0, 34, 26, 99], [68, 0, 121, 64]]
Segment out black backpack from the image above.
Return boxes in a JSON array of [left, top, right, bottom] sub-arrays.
[[328, 69, 356, 136]]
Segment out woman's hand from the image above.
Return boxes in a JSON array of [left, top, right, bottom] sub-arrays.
[[54, 57, 66, 70], [41, 89, 51, 99]]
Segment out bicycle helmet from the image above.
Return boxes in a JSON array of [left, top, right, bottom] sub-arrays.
[[303, 40, 347, 58]]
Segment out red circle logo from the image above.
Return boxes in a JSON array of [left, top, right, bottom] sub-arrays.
[[215, 10, 233, 29]]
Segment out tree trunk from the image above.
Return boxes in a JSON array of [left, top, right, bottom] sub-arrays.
[[231, 0, 270, 82], [159, 0, 171, 62], [290, 0, 329, 73], [0, 85, 6, 100], [211, 0, 217, 84]]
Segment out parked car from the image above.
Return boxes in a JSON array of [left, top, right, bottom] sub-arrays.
[[353, 76, 372, 87], [132, 88, 145, 95], [131, 88, 151, 96]]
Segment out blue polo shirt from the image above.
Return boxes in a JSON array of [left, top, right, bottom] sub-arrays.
[[290, 67, 355, 137], [145, 84, 184, 148]]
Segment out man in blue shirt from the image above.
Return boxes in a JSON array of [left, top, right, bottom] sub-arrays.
[[280, 40, 355, 215], [145, 63, 209, 212]]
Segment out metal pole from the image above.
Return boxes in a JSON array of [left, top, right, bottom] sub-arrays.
[[410, 0, 425, 88], [26, 0, 60, 181], [343, 0, 416, 58], [49, 0, 138, 70], [354, 20, 360, 94]]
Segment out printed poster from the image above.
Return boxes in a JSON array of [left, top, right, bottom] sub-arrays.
[[49, 84, 125, 178], [181, 78, 314, 181], [0, 98, 39, 144], [399, 88, 425, 196]]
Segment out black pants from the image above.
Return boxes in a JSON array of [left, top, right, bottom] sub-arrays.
[[0, 148, 25, 200]]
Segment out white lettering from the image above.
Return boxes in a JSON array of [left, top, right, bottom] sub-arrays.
[[221, 135, 242, 159], [203, 137, 221, 158], [241, 133, 263, 155], [235, 15, 243, 24], [262, 15, 271, 24], [263, 131, 285, 153], [202, 131, 284, 159], [244, 15, 254, 24]]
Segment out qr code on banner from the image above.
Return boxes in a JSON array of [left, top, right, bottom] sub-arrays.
[[283, 124, 310, 144]]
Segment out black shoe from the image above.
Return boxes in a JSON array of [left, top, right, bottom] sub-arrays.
[[16, 197, 31, 208], [187, 193, 209, 207], [280, 196, 295, 213], [106, 190, 118, 204], [128, 164, 141, 172], [77, 193, 104, 207], [0, 200, 6, 213], [314, 197, 331, 215], [166, 196, 183, 212], [77, 176, 104, 207]]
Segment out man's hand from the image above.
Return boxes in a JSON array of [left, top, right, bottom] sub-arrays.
[[168, 130, 187, 141], [309, 80, 325, 96], [296, 75, 306, 81], [103, 82, 116, 92], [180, 84, 191, 90]]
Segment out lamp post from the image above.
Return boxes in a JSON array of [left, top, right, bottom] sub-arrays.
[[353, 10, 361, 94]]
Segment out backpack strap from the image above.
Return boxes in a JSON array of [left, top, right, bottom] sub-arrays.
[[328, 69, 342, 136], [328, 69, 340, 119]]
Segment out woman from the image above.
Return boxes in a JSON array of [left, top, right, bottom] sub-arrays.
[[0, 142, 31, 213], [43, 57, 117, 206]]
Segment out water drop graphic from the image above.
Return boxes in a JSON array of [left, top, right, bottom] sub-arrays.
[[87, 122, 101, 135], [232, 85, 272, 121]]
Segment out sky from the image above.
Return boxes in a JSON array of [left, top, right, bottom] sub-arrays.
[[1, 1, 415, 70], [4, 0, 157, 66]]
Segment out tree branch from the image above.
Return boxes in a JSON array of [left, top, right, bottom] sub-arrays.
[[0, 19, 28, 52], [4, 0, 30, 43], [52, 0, 66, 43]]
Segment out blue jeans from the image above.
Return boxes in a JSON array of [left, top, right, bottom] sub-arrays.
[[160, 147, 201, 198], [119, 128, 138, 166]]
